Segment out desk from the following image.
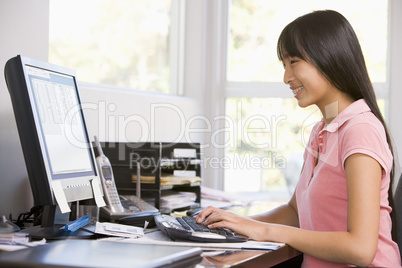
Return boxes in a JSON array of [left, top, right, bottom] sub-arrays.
[[199, 244, 301, 267], [0, 202, 302, 267], [0, 239, 203, 268], [0, 239, 301, 268]]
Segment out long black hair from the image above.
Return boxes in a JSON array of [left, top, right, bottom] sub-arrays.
[[277, 10, 396, 241]]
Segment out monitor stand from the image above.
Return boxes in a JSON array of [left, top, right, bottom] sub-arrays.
[[21, 204, 98, 240], [22, 225, 96, 240]]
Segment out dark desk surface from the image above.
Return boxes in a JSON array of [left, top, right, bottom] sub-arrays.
[[0, 239, 203, 268], [0, 202, 302, 267], [200, 244, 301, 267], [0, 239, 300, 268]]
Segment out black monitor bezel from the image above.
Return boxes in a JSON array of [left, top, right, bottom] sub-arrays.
[[4, 55, 98, 207]]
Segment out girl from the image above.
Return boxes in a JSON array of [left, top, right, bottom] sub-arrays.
[[196, 10, 401, 267]]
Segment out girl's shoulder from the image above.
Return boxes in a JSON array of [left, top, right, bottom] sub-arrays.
[[341, 111, 385, 137]]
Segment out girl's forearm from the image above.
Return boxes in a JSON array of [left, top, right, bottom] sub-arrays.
[[265, 224, 377, 267], [250, 203, 299, 227]]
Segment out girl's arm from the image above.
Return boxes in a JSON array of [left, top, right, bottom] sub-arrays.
[[198, 153, 381, 267], [249, 191, 299, 227], [266, 153, 381, 266]]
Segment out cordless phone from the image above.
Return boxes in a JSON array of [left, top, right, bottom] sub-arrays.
[[94, 136, 159, 226], [94, 136, 125, 213]]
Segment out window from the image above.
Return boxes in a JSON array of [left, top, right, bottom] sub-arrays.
[[49, 0, 181, 94], [224, 0, 389, 203], [228, 0, 387, 83]]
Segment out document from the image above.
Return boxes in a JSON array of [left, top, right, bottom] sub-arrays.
[[101, 229, 284, 251], [95, 222, 144, 238], [91, 178, 106, 207], [51, 180, 70, 213]]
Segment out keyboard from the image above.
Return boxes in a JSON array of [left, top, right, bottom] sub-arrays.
[[154, 214, 248, 243]]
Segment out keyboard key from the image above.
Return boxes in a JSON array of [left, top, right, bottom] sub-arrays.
[[154, 214, 248, 243], [176, 217, 192, 231], [182, 216, 208, 232]]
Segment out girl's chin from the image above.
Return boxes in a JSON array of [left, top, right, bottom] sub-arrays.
[[296, 99, 313, 108]]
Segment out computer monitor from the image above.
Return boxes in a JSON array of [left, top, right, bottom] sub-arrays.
[[4, 55, 100, 239]]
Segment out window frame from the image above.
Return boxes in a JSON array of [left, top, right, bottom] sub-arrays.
[[190, 0, 393, 190], [49, 0, 185, 96]]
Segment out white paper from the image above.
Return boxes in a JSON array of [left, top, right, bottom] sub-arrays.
[[0, 239, 46, 251], [51, 181, 70, 213], [173, 148, 196, 158], [173, 170, 196, 177], [95, 222, 144, 238], [104, 229, 284, 251], [91, 178, 106, 207]]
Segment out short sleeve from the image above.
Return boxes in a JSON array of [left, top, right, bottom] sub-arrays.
[[341, 121, 392, 177]]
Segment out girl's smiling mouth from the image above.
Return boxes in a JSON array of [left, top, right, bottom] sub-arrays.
[[292, 86, 304, 95]]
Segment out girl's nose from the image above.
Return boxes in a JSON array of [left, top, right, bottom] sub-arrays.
[[283, 67, 293, 85]]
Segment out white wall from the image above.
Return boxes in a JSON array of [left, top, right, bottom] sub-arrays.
[[0, 1, 202, 218], [0, 0, 49, 218], [79, 84, 203, 144]]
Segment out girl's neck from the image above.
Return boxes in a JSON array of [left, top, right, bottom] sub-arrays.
[[318, 93, 354, 125]]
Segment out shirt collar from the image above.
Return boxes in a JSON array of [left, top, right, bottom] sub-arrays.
[[321, 99, 371, 133]]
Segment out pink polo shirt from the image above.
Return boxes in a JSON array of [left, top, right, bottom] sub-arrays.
[[296, 99, 401, 267]]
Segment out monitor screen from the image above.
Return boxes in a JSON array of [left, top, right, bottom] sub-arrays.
[[5, 55, 98, 209], [26, 65, 94, 179]]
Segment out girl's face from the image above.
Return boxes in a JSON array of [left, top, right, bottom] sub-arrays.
[[282, 56, 338, 110]]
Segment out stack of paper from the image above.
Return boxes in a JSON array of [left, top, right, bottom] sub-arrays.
[[132, 175, 201, 186], [160, 191, 198, 212], [0, 232, 29, 245]]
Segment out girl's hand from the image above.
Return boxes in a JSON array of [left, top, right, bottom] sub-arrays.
[[194, 206, 268, 240]]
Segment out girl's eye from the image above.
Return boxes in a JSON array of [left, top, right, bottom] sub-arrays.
[[290, 60, 298, 64]]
